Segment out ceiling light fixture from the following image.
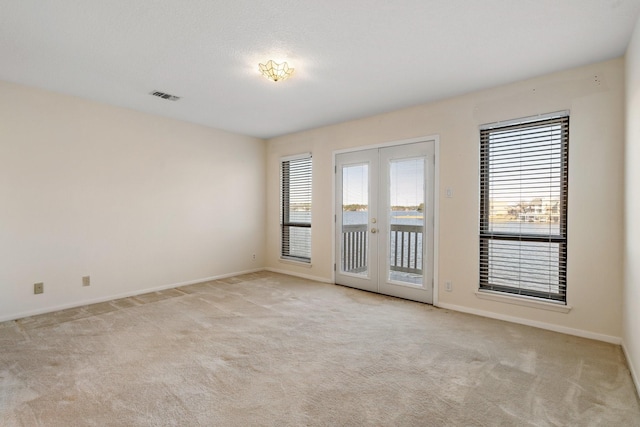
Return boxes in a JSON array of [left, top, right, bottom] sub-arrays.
[[258, 60, 294, 82]]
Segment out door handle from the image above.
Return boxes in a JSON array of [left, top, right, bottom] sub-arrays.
[[371, 228, 377, 234]]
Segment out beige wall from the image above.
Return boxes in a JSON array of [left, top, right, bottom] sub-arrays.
[[267, 58, 625, 342], [0, 80, 266, 321], [624, 15, 640, 390]]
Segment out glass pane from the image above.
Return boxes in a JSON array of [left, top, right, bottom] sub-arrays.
[[283, 226, 311, 260], [388, 157, 424, 285], [341, 164, 368, 276], [486, 239, 564, 298], [487, 123, 563, 236]]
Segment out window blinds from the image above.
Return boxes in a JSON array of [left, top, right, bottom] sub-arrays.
[[281, 155, 312, 262], [479, 115, 569, 302]]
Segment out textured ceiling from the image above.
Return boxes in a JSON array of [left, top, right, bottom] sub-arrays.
[[1, 0, 639, 139]]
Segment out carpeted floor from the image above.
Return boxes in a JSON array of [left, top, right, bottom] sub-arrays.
[[0, 271, 638, 426]]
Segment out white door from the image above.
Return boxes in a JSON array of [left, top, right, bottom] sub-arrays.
[[335, 141, 435, 304]]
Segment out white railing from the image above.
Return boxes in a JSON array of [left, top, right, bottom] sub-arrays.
[[341, 224, 423, 275]]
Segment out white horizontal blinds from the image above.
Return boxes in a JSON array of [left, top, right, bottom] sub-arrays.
[[281, 155, 312, 262], [479, 115, 569, 302]]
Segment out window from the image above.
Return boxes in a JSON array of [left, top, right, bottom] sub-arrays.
[[479, 113, 569, 302], [281, 154, 312, 262]]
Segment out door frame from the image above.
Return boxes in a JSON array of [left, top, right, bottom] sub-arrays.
[[332, 135, 441, 305]]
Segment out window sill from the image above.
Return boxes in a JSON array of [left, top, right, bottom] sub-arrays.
[[475, 290, 572, 313], [279, 258, 312, 268]]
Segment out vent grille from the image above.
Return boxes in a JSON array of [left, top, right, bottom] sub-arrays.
[[150, 91, 180, 101]]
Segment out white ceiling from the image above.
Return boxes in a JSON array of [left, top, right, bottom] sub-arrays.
[[1, 1, 639, 139]]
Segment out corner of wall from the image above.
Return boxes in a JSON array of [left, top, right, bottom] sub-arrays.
[[623, 12, 640, 398]]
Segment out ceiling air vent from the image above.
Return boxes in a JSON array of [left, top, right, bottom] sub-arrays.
[[150, 91, 180, 101]]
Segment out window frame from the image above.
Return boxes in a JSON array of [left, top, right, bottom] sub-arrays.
[[479, 113, 569, 303], [280, 153, 312, 263]]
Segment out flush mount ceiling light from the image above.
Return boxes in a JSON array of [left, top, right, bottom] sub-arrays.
[[258, 60, 294, 82]]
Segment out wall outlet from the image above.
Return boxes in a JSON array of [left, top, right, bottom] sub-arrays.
[[34, 282, 44, 294], [445, 281, 453, 292], [252, 254, 256, 260], [82, 276, 91, 287]]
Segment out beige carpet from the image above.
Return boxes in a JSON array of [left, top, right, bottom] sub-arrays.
[[0, 271, 638, 426]]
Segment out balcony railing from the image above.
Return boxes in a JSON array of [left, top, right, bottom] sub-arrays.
[[390, 224, 423, 274], [342, 224, 368, 273], [341, 224, 423, 275]]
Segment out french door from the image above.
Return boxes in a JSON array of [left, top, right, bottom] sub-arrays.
[[334, 141, 435, 304]]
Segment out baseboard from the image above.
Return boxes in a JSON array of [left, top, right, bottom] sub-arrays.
[[436, 302, 622, 345], [264, 267, 333, 284], [622, 343, 640, 398], [0, 268, 265, 323]]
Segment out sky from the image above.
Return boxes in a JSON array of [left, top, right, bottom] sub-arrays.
[[342, 158, 425, 207]]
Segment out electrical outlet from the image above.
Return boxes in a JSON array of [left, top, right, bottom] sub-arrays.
[[252, 254, 256, 260], [34, 282, 44, 294], [82, 276, 90, 286], [445, 281, 453, 292]]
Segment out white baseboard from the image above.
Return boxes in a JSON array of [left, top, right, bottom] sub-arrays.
[[0, 268, 264, 323], [622, 343, 640, 398], [264, 267, 333, 284], [436, 302, 622, 345]]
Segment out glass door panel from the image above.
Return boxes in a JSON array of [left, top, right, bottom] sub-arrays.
[[388, 157, 425, 285], [341, 163, 369, 276], [335, 149, 378, 292]]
